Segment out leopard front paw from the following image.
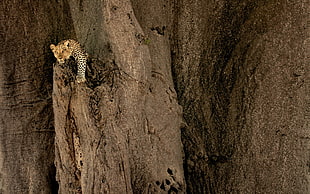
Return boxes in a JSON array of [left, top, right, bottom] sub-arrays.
[[76, 76, 86, 83]]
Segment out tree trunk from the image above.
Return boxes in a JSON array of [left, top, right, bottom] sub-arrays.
[[171, 0, 309, 193], [1, 0, 308, 193], [53, 0, 185, 193], [0, 1, 75, 193]]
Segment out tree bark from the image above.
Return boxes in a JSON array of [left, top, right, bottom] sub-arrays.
[[171, 0, 309, 193], [1, 0, 308, 193], [0, 1, 74, 193], [53, 0, 185, 193]]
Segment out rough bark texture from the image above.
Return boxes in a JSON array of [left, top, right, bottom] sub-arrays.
[[0, 0, 309, 193], [53, 0, 185, 193], [171, 0, 309, 193], [0, 1, 74, 193]]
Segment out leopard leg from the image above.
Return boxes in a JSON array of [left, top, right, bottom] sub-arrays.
[[76, 56, 87, 83]]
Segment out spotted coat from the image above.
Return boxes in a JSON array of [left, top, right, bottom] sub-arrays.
[[50, 39, 87, 83]]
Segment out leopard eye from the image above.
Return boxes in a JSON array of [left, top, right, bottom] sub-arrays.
[[61, 50, 64, 53]]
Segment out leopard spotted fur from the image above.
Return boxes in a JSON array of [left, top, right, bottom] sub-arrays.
[[50, 39, 87, 83]]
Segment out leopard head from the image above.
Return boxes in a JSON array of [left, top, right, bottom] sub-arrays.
[[50, 42, 72, 63]]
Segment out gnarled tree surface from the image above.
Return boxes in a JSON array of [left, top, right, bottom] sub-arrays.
[[0, 1, 74, 193], [0, 0, 309, 193], [53, 0, 185, 193], [171, 0, 309, 193]]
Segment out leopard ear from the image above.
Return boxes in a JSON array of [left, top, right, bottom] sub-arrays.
[[63, 40, 70, 47], [50, 44, 56, 51]]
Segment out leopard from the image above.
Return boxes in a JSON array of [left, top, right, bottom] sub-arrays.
[[50, 39, 87, 83]]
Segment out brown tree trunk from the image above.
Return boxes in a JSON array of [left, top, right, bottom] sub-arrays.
[[0, 1, 74, 193], [171, 0, 309, 193], [1, 0, 308, 194], [53, 0, 185, 193]]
